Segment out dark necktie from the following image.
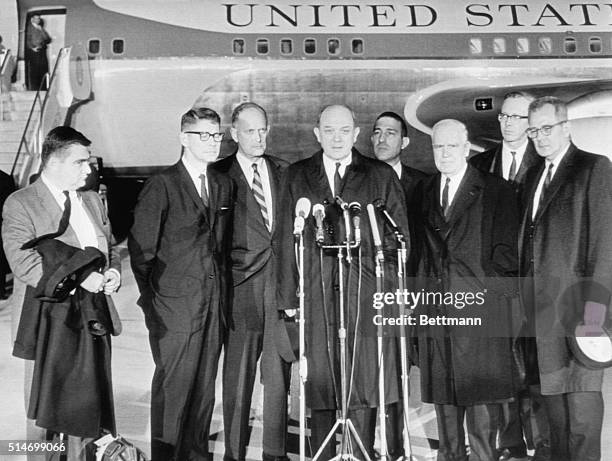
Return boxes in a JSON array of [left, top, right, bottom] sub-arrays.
[[508, 151, 517, 181], [21, 191, 71, 249], [252, 163, 271, 231], [199, 173, 209, 207], [537, 163, 554, 213], [334, 162, 342, 197], [442, 177, 451, 217]]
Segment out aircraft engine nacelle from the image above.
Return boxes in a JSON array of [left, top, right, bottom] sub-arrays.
[[569, 91, 612, 160]]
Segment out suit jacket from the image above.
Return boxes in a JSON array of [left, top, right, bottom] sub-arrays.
[[128, 161, 234, 334], [277, 149, 409, 409], [210, 153, 287, 333], [416, 165, 520, 405], [3, 178, 120, 337], [0, 170, 15, 274], [400, 164, 428, 277], [1, 178, 119, 437], [519, 144, 612, 394], [470, 141, 542, 195]]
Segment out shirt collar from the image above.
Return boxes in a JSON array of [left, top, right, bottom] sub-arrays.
[[181, 155, 206, 181], [322, 152, 352, 173], [502, 138, 528, 155], [441, 162, 468, 185]]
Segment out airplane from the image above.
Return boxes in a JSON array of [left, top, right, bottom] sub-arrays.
[[4, 0, 612, 237]]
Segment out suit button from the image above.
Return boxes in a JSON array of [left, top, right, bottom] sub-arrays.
[[208, 274, 215, 279]]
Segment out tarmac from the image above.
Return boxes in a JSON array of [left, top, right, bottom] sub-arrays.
[[0, 245, 610, 460]]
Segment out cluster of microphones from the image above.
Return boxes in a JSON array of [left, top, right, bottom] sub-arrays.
[[292, 196, 405, 259]]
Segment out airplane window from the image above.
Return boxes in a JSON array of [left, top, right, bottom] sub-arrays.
[[232, 39, 245, 55], [112, 39, 124, 55], [352, 39, 364, 54], [469, 38, 482, 55], [88, 39, 101, 55], [328, 38, 341, 55], [516, 38, 530, 54], [257, 39, 269, 55], [280, 39, 293, 55], [493, 38, 506, 54], [564, 37, 577, 54], [304, 39, 316, 54], [589, 37, 602, 53], [538, 37, 552, 54]]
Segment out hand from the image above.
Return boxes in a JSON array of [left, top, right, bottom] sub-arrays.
[[103, 270, 121, 294], [80, 272, 104, 293]]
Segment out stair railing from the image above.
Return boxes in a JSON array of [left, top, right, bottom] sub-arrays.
[[11, 47, 71, 187]]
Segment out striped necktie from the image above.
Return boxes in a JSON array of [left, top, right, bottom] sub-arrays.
[[252, 163, 271, 232]]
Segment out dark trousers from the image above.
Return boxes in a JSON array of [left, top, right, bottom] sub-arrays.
[[261, 322, 291, 457], [310, 408, 377, 461], [222, 326, 263, 460], [541, 391, 603, 461], [434, 403, 499, 461], [149, 306, 223, 461], [497, 399, 527, 456]]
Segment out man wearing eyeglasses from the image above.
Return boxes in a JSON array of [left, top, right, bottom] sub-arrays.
[[471, 92, 542, 195], [519, 96, 612, 461], [210, 102, 291, 461], [128, 107, 234, 461], [471, 92, 546, 461]]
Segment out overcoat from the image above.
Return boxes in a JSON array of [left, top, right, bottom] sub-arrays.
[[276, 149, 409, 410], [415, 165, 521, 406], [519, 144, 612, 394]]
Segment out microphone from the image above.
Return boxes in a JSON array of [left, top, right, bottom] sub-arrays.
[[367, 204, 384, 262], [349, 202, 361, 244], [293, 197, 311, 236], [313, 203, 326, 244], [335, 195, 351, 243], [373, 198, 404, 239]]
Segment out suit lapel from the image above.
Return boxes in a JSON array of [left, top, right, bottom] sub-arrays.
[[265, 156, 282, 234], [341, 150, 367, 201], [33, 179, 80, 246], [305, 151, 333, 201], [176, 161, 209, 225], [490, 146, 503, 176], [514, 142, 540, 184], [534, 145, 576, 222], [446, 167, 483, 229]]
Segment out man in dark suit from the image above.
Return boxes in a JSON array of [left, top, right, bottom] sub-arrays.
[[371, 110, 427, 276], [470, 92, 546, 461], [210, 102, 290, 461], [370, 110, 426, 457], [128, 107, 234, 461], [415, 119, 520, 461], [519, 96, 612, 461], [3, 126, 121, 460], [470, 92, 542, 193], [277, 104, 409, 459]]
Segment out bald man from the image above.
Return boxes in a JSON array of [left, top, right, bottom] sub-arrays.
[[277, 105, 409, 459]]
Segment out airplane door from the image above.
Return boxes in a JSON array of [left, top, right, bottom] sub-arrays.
[[25, 9, 66, 74]]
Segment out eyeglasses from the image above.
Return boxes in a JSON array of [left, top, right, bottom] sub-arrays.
[[526, 120, 566, 139], [184, 131, 225, 142], [498, 113, 528, 123]]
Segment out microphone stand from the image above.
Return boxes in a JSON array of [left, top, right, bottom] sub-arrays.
[[375, 245, 388, 460], [395, 237, 414, 460], [313, 235, 368, 461], [295, 230, 307, 461]]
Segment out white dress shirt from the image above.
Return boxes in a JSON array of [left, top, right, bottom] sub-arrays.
[[439, 163, 468, 210], [532, 145, 570, 219], [322, 153, 352, 196], [501, 139, 528, 180], [41, 173, 98, 249], [182, 156, 209, 199]]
